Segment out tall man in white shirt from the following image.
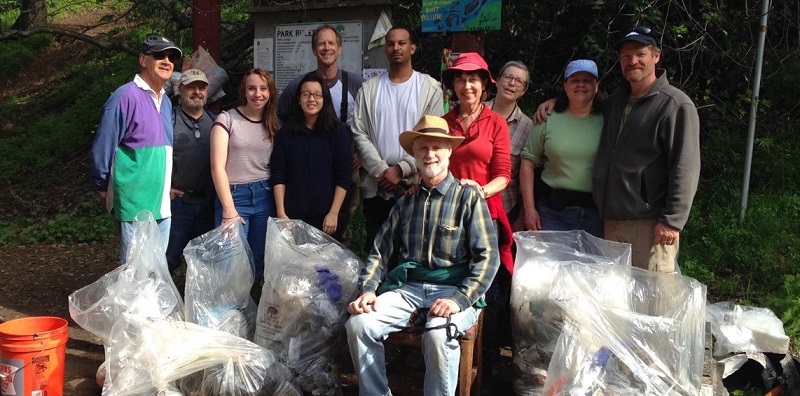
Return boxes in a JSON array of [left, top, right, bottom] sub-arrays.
[[351, 26, 444, 247]]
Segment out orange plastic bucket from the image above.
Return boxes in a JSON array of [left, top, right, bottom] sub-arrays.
[[0, 317, 68, 396]]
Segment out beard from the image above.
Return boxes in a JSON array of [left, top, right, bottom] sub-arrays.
[[417, 156, 449, 179], [181, 95, 207, 112]]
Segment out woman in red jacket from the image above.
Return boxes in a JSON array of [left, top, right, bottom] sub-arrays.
[[441, 52, 513, 275]]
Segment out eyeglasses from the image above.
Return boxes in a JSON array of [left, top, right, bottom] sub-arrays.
[[146, 51, 180, 63], [500, 74, 527, 87], [300, 91, 323, 100]]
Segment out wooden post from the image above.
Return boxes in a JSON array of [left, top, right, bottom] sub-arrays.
[[451, 31, 485, 55], [192, 0, 221, 62]]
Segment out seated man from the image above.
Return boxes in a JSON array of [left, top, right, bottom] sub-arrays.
[[345, 115, 500, 395]]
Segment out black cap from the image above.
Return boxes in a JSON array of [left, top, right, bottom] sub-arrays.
[[139, 35, 182, 57], [615, 27, 659, 50]]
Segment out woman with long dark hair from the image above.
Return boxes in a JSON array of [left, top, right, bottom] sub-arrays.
[[271, 72, 351, 240]]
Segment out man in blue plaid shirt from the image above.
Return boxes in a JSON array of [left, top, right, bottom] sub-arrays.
[[345, 115, 500, 395]]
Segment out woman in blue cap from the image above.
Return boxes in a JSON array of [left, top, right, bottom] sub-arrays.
[[519, 59, 605, 237]]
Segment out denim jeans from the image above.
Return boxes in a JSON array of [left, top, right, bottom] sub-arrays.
[[166, 196, 215, 272], [536, 199, 604, 238], [119, 217, 171, 264], [215, 179, 275, 281], [345, 283, 480, 395]]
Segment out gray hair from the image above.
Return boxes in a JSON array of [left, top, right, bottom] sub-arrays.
[[498, 60, 530, 87]]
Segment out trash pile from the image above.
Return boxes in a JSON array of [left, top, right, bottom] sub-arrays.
[[707, 302, 799, 394], [68, 212, 299, 395], [254, 218, 361, 396], [511, 230, 707, 395]]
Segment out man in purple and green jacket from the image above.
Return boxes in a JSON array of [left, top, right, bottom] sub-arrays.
[[89, 35, 182, 263]]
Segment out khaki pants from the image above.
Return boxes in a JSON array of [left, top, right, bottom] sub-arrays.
[[604, 218, 679, 273]]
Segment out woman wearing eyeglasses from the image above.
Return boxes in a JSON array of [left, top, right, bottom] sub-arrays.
[[270, 73, 352, 241], [441, 52, 514, 274], [519, 59, 605, 238], [486, 61, 534, 230], [210, 68, 279, 284]]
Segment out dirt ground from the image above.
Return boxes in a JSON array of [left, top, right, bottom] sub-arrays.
[[0, 242, 116, 395]]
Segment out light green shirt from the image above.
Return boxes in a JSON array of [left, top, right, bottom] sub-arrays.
[[520, 111, 603, 192]]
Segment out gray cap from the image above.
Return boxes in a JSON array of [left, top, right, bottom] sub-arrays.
[[180, 69, 208, 85]]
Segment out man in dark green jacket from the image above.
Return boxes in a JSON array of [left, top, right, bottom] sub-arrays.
[[593, 27, 700, 273]]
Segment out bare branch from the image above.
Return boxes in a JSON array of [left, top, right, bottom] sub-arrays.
[[0, 26, 138, 56]]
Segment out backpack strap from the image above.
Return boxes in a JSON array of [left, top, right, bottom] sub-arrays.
[[339, 70, 349, 123]]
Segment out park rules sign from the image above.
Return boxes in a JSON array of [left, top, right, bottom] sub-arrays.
[[274, 22, 363, 93]]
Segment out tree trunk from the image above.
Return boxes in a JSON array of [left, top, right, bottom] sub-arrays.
[[12, 0, 47, 30]]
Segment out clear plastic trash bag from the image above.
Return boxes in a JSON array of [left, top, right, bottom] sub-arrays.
[[254, 218, 362, 396], [68, 211, 183, 344], [510, 230, 631, 395], [183, 222, 258, 340], [706, 301, 790, 356], [543, 262, 707, 396], [103, 318, 298, 395]]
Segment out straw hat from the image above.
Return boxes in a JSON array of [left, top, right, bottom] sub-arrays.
[[399, 115, 464, 155]]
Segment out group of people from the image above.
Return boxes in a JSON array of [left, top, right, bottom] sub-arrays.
[[89, 24, 700, 394]]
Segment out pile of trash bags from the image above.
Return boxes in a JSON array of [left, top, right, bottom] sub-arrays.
[[511, 230, 707, 395], [254, 218, 361, 395], [707, 302, 797, 394], [69, 212, 299, 395]]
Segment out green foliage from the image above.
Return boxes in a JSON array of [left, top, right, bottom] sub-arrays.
[[768, 274, 800, 344], [730, 390, 765, 396], [0, 36, 52, 82], [0, 193, 116, 244], [682, 192, 800, 300], [0, 52, 135, 180]]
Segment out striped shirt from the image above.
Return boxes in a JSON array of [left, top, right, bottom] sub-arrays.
[[359, 172, 500, 310]]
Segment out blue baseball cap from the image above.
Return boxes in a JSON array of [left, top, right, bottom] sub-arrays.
[[564, 59, 598, 79]]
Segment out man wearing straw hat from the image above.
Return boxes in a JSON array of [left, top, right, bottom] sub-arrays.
[[345, 115, 500, 395]]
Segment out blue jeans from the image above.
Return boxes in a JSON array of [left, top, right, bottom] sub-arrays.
[[119, 217, 171, 264], [345, 283, 480, 395], [166, 196, 215, 272], [215, 179, 275, 281], [536, 199, 604, 238]]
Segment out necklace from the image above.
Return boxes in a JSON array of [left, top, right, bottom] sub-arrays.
[[458, 103, 482, 122], [491, 102, 517, 123]]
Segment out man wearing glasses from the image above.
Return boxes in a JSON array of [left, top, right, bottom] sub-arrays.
[[90, 35, 182, 263], [165, 69, 216, 274], [594, 27, 700, 273]]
